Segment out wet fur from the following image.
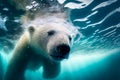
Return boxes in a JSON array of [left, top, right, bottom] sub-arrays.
[[4, 31, 60, 80]]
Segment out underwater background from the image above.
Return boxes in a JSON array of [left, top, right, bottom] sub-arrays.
[[0, 0, 120, 80]]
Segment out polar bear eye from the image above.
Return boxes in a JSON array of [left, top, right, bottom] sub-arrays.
[[68, 36, 72, 41], [47, 30, 55, 36]]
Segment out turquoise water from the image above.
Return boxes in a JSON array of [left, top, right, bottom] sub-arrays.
[[0, 0, 120, 80]]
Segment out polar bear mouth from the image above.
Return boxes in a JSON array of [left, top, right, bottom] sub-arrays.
[[50, 54, 69, 61], [51, 55, 64, 60]]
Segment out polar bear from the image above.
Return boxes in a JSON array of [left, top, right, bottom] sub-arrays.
[[4, 23, 72, 80], [3, 0, 75, 80]]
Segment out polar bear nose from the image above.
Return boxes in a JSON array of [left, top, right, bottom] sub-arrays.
[[57, 44, 70, 57]]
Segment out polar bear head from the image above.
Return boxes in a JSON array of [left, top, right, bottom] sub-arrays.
[[28, 23, 72, 61]]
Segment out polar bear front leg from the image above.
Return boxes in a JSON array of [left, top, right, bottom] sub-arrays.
[[4, 48, 30, 80], [4, 34, 31, 80], [43, 60, 60, 79]]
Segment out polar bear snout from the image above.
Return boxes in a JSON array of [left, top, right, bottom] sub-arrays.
[[56, 44, 70, 57], [50, 44, 70, 61]]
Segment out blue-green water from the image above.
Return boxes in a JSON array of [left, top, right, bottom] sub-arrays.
[[0, 0, 120, 80]]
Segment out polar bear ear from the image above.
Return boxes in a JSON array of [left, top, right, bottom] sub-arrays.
[[28, 26, 35, 34]]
